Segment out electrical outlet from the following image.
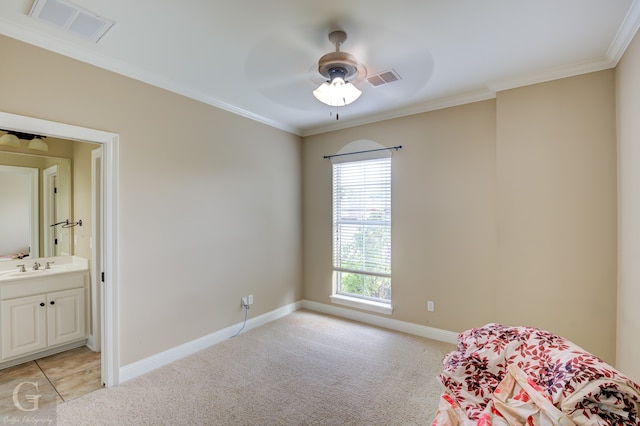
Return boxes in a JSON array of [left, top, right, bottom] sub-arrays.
[[248, 294, 253, 305], [241, 296, 248, 307], [427, 300, 435, 312]]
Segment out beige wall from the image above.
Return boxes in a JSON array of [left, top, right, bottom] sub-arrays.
[[616, 30, 640, 382], [495, 71, 617, 362], [304, 101, 498, 331], [0, 35, 303, 366], [303, 71, 618, 365]]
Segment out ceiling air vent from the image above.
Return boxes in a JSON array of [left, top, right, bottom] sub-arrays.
[[366, 69, 401, 87], [29, 0, 115, 43]]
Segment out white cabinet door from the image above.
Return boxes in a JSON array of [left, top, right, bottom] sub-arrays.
[[1, 295, 47, 360], [47, 288, 86, 346]]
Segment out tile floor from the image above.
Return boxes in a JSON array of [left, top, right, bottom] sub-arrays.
[[0, 346, 101, 416]]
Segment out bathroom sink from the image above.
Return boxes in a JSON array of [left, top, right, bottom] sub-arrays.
[[0, 256, 89, 283], [0, 269, 57, 278], [7, 270, 50, 277], [0, 264, 86, 281], [45, 264, 79, 272]]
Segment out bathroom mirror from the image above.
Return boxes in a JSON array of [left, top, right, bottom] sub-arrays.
[[0, 165, 38, 260], [0, 151, 71, 260]]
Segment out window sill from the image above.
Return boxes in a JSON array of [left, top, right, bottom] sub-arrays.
[[329, 294, 393, 315]]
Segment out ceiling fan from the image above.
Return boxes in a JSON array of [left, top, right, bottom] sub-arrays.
[[244, 23, 431, 125], [312, 30, 367, 116]]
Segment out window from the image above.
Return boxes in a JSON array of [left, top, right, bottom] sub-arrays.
[[332, 156, 392, 305]]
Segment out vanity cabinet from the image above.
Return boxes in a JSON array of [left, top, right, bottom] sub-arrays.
[[0, 271, 88, 362]]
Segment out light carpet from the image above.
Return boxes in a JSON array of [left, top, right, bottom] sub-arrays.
[[58, 310, 455, 425]]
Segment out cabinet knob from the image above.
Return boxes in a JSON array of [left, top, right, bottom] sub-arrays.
[[50, 300, 55, 305], [39, 302, 45, 307]]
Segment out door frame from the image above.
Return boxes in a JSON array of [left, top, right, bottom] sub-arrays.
[[42, 164, 57, 257], [0, 111, 120, 386], [88, 148, 102, 353]]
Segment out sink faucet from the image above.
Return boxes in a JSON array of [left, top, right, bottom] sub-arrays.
[[45, 261, 55, 270], [17, 264, 26, 273], [32, 261, 41, 271]]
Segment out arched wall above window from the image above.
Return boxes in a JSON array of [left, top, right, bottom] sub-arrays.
[[330, 140, 394, 164]]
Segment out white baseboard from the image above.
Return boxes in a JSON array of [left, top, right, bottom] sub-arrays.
[[119, 298, 456, 384], [119, 301, 302, 383], [301, 299, 459, 344]]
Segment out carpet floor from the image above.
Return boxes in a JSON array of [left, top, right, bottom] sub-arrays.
[[57, 310, 455, 425]]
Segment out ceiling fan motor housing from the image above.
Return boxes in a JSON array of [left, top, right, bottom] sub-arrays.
[[318, 51, 360, 82], [317, 30, 364, 82]]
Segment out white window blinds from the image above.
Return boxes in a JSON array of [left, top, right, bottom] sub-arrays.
[[332, 157, 391, 302]]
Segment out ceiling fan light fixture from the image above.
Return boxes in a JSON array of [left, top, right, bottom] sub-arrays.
[[313, 75, 362, 106]]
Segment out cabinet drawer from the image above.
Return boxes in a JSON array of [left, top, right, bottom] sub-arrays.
[[0, 272, 87, 300]]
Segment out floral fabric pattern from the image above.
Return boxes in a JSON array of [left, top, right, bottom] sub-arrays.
[[435, 323, 640, 425], [432, 364, 577, 426]]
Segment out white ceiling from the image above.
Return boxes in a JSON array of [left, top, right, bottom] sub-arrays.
[[1, 1, 639, 136]]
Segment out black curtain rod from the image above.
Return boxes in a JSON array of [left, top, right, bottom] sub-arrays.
[[323, 145, 403, 159]]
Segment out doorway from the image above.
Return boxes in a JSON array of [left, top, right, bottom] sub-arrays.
[[0, 111, 119, 387]]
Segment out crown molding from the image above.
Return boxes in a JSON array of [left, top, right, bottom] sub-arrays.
[[488, 57, 615, 94], [608, 0, 640, 64], [0, 18, 300, 136], [300, 89, 497, 137]]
